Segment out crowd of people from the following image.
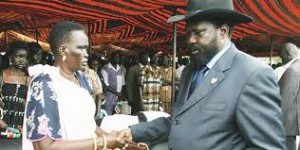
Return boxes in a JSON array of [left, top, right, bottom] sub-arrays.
[[0, 0, 299, 149], [0, 21, 183, 150]]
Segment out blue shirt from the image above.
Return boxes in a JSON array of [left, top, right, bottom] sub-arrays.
[[206, 42, 232, 74]]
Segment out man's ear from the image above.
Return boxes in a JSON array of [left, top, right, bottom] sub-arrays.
[[220, 24, 229, 39]]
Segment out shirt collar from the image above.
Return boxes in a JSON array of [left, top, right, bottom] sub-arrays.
[[284, 56, 300, 68], [139, 63, 144, 68], [206, 42, 231, 69], [108, 62, 120, 71]]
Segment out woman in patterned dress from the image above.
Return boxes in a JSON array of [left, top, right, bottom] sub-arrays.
[[23, 21, 139, 150], [159, 54, 173, 113]]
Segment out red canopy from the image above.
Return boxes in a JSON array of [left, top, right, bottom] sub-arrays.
[[0, 0, 299, 56]]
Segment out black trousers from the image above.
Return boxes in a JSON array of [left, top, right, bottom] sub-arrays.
[[286, 136, 296, 150], [0, 139, 22, 150]]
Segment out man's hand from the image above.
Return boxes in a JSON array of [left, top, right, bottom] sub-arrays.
[[118, 128, 133, 141], [110, 129, 145, 150], [104, 131, 126, 149], [117, 92, 122, 97]]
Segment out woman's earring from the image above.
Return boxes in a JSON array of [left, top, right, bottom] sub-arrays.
[[9, 58, 12, 65], [62, 55, 66, 62]]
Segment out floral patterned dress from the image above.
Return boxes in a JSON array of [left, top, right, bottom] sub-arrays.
[[22, 65, 96, 150]]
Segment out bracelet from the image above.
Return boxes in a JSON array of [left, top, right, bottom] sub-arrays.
[[93, 137, 97, 150], [102, 134, 107, 149]]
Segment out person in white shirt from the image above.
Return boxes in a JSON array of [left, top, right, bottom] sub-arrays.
[[101, 51, 126, 115], [176, 57, 189, 80]]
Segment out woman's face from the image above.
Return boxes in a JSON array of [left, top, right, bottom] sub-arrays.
[[62, 30, 89, 71], [10, 49, 29, 69], [33, 50, 43, 64]]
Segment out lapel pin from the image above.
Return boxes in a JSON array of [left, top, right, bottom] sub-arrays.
[[211, 78, 218, 84]]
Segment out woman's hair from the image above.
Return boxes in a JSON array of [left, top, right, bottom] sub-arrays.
[[48, 21, 85, 56], [6, 41, 29, 57], [1, 41, 29, 69], [28, 42, 42, 55]]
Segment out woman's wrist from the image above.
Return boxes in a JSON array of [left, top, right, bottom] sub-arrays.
[[0, 120, 8, 129], [102, 134, 107, 149], [93, 137, 97, 150], [96, 135, 105, 149], [0, 124, 7, 129]]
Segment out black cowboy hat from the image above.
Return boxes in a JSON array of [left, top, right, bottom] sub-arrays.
[[168, 0, 253, 24]]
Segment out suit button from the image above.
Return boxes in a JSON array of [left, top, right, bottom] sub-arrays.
[[174, 120, 179, 125]]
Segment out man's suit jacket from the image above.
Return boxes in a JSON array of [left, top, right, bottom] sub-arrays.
[[131, 44, 285, 150], [279, 58, 300, 136], [126, 64, 142, 114]]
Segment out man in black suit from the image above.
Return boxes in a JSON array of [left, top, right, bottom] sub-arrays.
[[126, 53, 149, 114]]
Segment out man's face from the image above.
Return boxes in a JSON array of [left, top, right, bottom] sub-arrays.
[[150, 55, 159, 66], [119, 55, 125, 65], [111, 53, 120, 65], [140, 54, 149, 66], [91, 60, 100, 71], [162, 55, 169, 67], [63, 30, 89, 71], [279, 49, 288, 64], [186, 21, 220, 69]]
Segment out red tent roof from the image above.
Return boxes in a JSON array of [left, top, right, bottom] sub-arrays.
[[0, 0, 299, 56]]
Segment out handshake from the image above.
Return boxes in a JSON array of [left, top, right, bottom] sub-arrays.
[[99, 128, 148, 150]]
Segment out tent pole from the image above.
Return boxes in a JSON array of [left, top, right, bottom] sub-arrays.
[[35, 29, 39, 43], [269, 35, 273, 65], [87, 21, 91, 53], [171, 10, 177, 107], [4, 31, 8, 51]]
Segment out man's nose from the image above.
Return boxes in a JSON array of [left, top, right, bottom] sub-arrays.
[[187, 34, 196, 44], [82, 49, 88, 57]]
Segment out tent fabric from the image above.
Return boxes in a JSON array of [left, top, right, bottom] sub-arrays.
[[0, 0, 299, 55]]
